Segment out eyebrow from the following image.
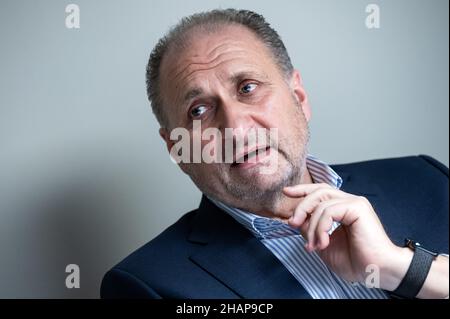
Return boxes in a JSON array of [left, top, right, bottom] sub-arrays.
[[181, 70, 270, 105], [229, 70, 270, 85], [183, 88, 204, 105]]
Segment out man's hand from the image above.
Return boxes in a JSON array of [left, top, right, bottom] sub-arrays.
[[283, 183, 449, 298]]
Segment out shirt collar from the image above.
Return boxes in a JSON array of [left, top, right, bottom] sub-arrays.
[[208, 154, 343, 239]]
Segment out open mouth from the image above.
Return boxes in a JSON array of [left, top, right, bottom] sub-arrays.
[[231, 146, 271, 168]]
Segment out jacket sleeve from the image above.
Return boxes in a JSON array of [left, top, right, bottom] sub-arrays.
[[100, 268, 162, 299]]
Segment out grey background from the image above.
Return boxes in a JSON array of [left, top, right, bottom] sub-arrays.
[[0, 0, 448, 298]]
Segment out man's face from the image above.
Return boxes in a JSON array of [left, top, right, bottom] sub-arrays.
[[159, 25, 311, 213]]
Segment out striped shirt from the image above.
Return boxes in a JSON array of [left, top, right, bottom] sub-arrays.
[[208, 154, 389, 299]]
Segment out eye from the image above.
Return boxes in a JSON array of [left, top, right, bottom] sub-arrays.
[[190, 104, 209, 118], [240, 83, 258, 94]]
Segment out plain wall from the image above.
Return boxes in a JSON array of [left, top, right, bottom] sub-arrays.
[[0, 0, 448, 298]]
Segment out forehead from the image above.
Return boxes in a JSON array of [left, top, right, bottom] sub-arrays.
[[159, 24, 279, 99], [164, 24, 273, 71]]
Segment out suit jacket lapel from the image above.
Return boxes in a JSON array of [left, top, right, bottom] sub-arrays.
[[187, 196, 311, 299]]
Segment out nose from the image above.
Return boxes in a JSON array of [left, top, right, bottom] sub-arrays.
[[217, 98, 255, 138]]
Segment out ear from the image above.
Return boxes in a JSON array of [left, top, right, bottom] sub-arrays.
[[159, 127, 175, 154], [290, 69, 312, 122], [159, 127, 190, 175]]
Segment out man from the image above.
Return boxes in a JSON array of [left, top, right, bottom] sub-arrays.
[[101, 9, 449, 299]]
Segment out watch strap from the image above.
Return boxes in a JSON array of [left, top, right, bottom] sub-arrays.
[[392, 246, 434, 299]]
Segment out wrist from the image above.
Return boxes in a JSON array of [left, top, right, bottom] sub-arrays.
[[415, 255, 449, 299], [379, 245, 449, 299], [379, 245, 414, 292]]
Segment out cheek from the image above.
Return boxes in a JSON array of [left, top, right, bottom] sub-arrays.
[[267, 99, 307, 151], [261, 97, 297, 131]]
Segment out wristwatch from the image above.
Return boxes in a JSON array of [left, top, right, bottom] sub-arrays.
[[391, 238, 439, 299]]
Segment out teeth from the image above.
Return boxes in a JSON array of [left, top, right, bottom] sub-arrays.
[[245, 150, 258, 161], [235, 146, 269, 164]]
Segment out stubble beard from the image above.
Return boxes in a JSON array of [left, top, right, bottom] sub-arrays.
[[186, 98, 310, 213], [221, 136, 308, 212]]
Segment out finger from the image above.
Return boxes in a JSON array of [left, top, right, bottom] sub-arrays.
[[283, 183, 333, 198], [288, 200, 308, 227], [309, 200, 363, 251], [305, 199, 345, 250], [288, 188, 349, 228], [314, 208, 338, 250], [288, 206, 310, 237], [298, 217, 310, 239]]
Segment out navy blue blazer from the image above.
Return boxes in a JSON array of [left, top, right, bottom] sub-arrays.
[[101, 155, 449, 298]]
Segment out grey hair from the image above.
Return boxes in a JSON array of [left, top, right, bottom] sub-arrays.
[[146, 8, 294, 128]]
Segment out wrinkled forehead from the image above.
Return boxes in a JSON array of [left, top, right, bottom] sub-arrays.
[[159, 24, 279, 106]]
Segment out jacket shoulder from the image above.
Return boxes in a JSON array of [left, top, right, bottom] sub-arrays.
[[418, 154, 449, 177], [332, 155, 448, 182]]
